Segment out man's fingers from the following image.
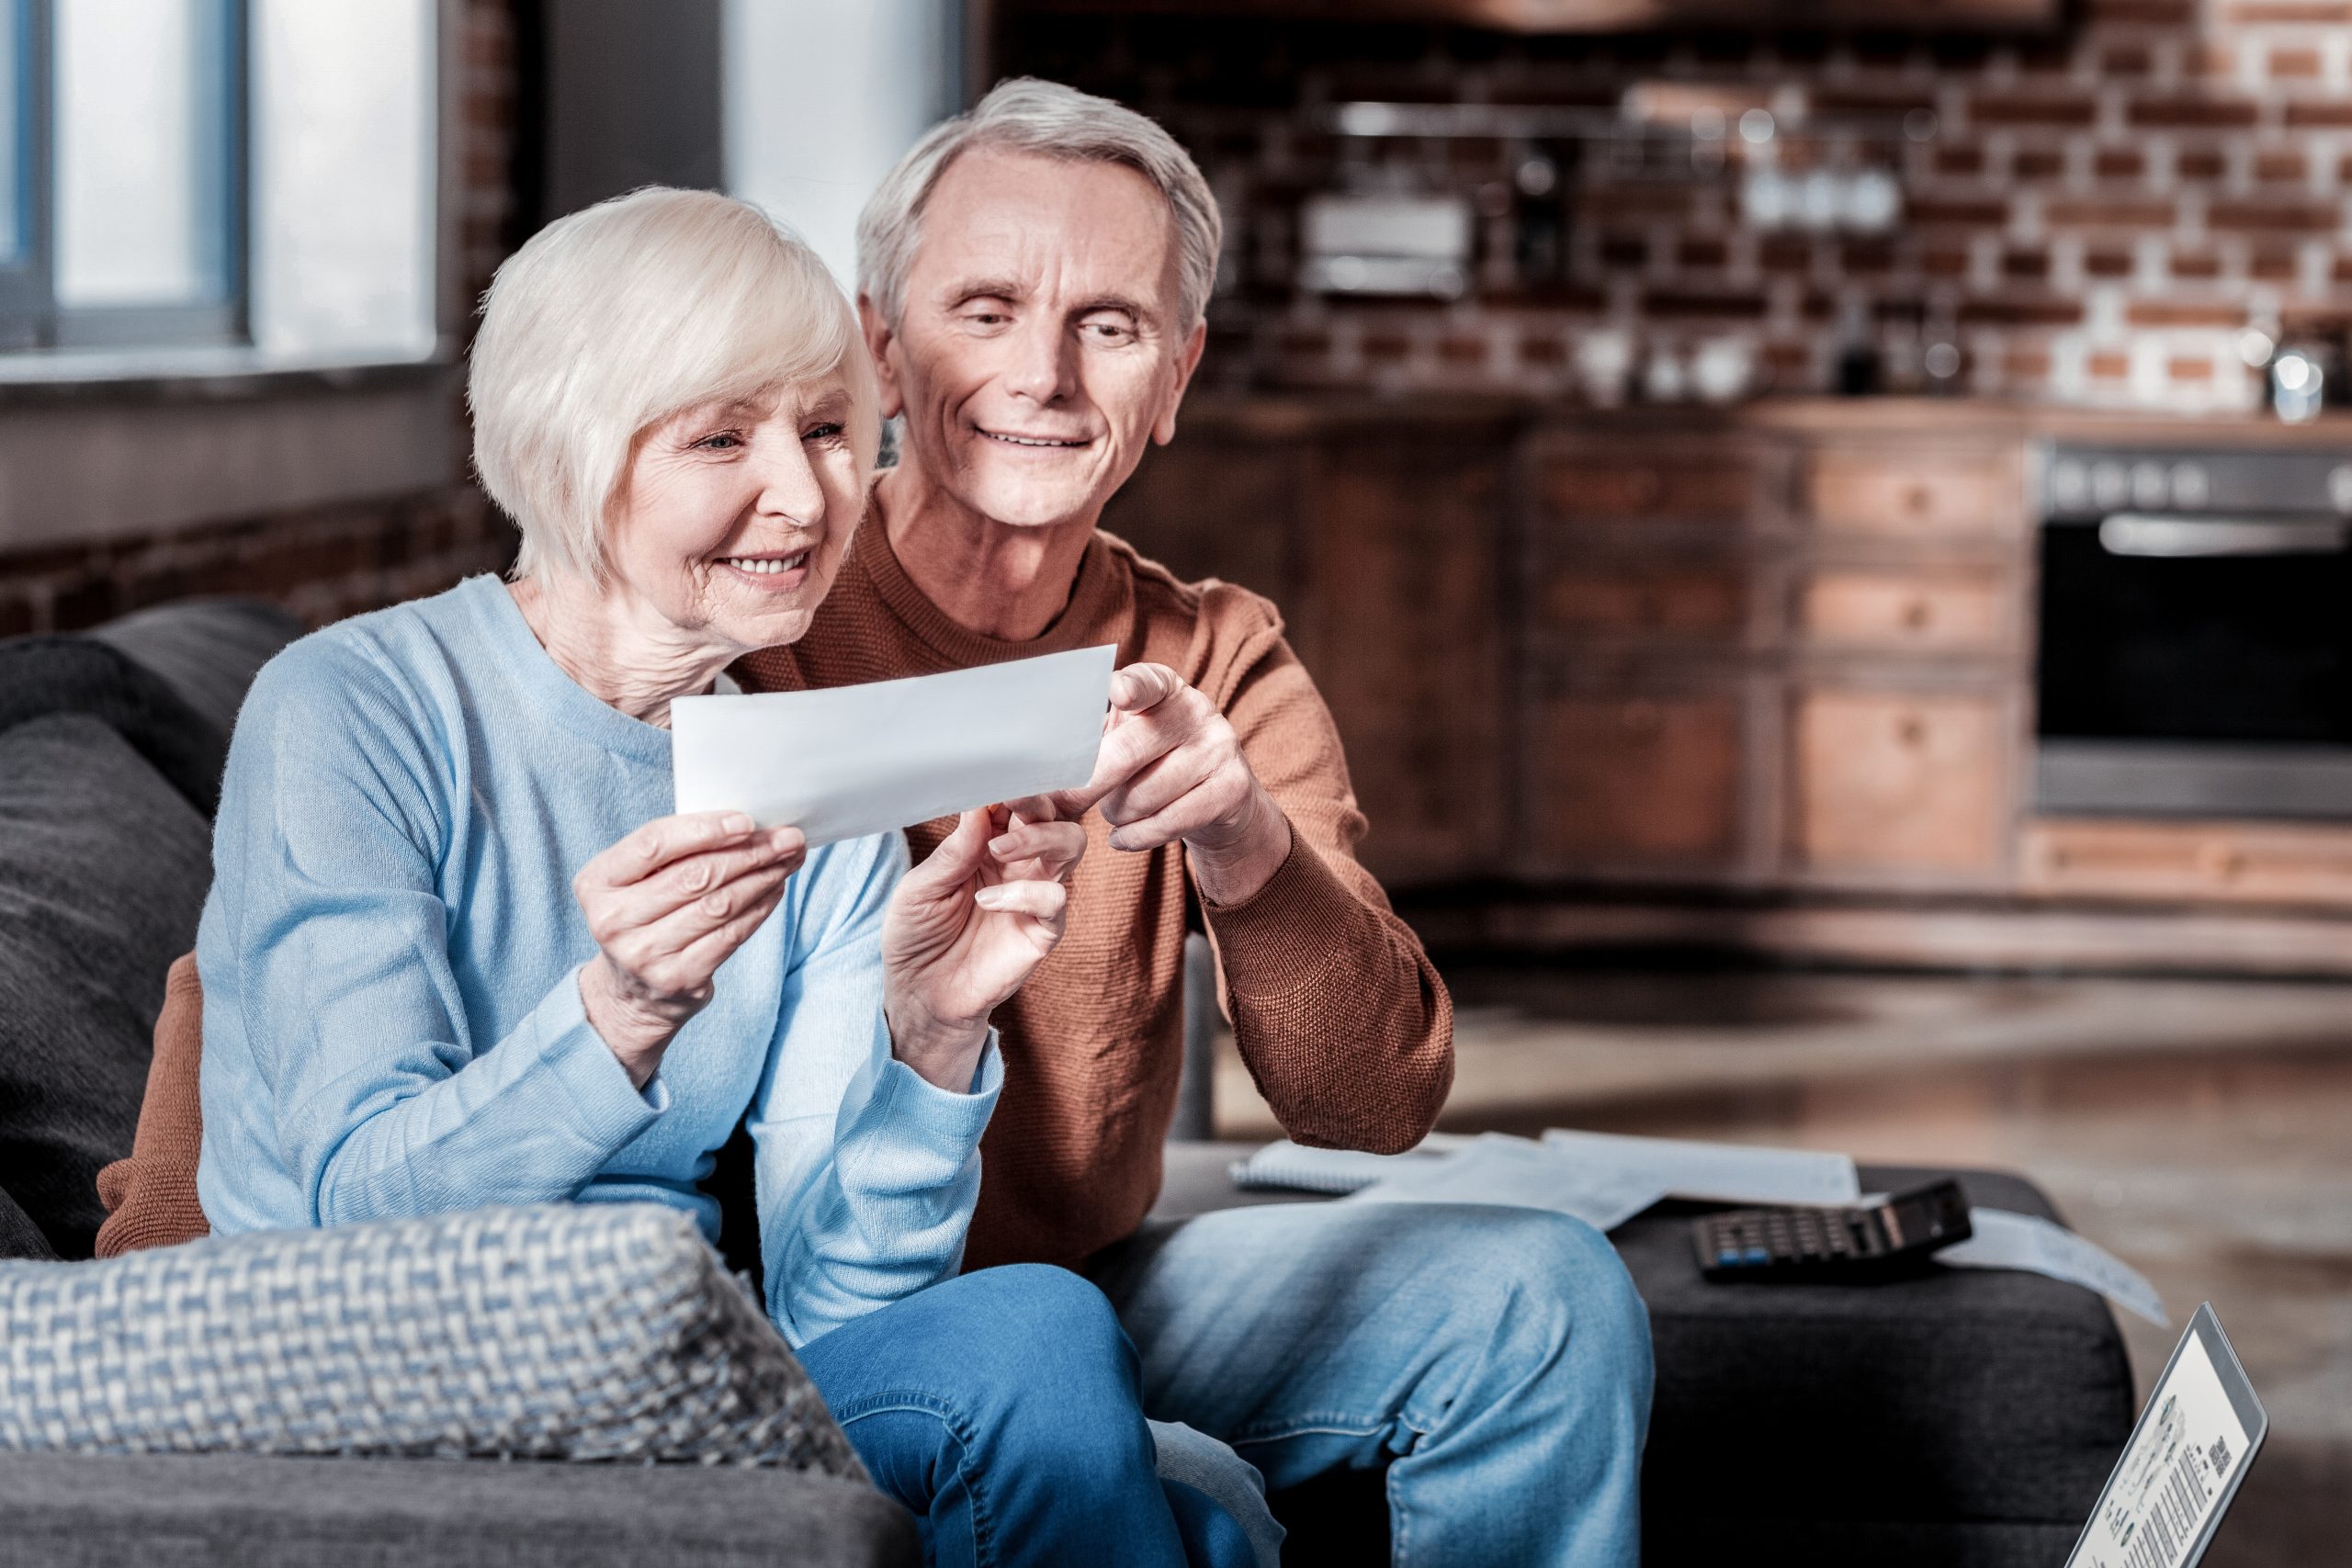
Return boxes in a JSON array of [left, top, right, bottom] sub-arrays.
[[588, 811, 764, 890], [1106, 795, 1227, 854], [1109, 662, 1184, 715], [1097, 740, 1220, 828]]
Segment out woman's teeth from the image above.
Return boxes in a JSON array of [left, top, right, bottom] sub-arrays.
[[722, 553, 808, 576]]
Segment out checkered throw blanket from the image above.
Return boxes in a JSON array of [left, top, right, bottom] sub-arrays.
[[0, 1202, 861, 1473]]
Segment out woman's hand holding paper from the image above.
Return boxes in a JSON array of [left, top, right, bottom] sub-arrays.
[[881, 806, 1086, 1091], [572, 811, 808, 1088]]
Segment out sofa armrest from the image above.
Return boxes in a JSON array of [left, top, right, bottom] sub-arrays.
[[0, 1451, 919, 1568]]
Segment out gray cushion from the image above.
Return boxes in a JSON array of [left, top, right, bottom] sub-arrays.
[[0, 1450, 918, 1568], [0, 1202, 862, 1472], [1154, 1145, 2134, 1567], [0, 1188, 52, 1261], [85, 598, 302, 746], [0, 716, 212, 1258]]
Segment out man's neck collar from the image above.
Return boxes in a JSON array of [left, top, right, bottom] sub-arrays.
[[876, 465, 1100, 643]]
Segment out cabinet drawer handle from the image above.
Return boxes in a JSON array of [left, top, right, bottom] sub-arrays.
[[2199, 843, 2247, 882]]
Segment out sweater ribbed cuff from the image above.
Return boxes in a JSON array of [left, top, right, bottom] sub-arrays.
[[1200, 828, 1360, 998], [544, 966, 670, 1145]]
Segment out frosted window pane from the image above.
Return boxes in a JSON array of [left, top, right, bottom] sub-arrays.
[[56, 0, 223, 307]]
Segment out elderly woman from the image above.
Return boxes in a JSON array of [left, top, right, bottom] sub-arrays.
[[192, 188, 1250, 1568]]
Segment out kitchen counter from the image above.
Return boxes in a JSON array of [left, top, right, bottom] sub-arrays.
[[1175, 390, 2352, 448]]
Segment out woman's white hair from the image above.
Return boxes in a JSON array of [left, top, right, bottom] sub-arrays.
[[470, 186, 878, 582], [857, 78, 1222, 333]]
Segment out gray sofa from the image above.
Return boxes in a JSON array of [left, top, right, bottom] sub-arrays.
[[0, 600, 917, 1568], [0, 598, 2135, 1566]]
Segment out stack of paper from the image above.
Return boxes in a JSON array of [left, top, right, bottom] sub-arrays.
[[1234, 1127, 2166, 1325]]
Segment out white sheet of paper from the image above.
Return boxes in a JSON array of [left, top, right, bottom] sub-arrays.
[[1343, 1134, 1666, 1231], [1940, 1207, 2171, 1327], [671, 645, 1116, 846], [1539, 1128, 1860, 1206], [1227, 1134, 1477, 1194]]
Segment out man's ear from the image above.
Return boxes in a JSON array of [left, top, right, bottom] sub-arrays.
[[1152, 319, 1209, 446], [858, 294, 907, 422]]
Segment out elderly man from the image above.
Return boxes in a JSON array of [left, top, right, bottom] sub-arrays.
[[739, 80, 1653, 1568], [97, 78, 1650, 1567]]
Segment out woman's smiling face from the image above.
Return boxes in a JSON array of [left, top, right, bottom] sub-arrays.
[[604, 376, 866, 652]]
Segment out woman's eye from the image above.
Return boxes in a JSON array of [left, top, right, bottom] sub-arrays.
[[692, 432, 742, 451], [804, 422, 845, 442]]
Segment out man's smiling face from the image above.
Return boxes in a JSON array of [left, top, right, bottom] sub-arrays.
[[869, 147, 1204, 530]]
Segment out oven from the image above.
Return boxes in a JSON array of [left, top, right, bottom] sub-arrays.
[[2036, 444, 2352, 819]]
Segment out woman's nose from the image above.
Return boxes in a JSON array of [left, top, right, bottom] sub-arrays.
[[752, 436, 828, 524]]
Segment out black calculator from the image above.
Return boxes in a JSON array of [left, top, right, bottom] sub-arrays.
[[1693, 1179, 1973, 1283]]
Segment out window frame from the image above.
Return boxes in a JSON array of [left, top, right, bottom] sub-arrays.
[[0, 0, 250, 354]]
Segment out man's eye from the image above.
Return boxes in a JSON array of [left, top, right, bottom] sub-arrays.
[[1085, 320, 1136, 343]]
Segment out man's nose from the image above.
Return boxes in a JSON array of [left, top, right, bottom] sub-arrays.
[[1002, 314, 1079, 405]]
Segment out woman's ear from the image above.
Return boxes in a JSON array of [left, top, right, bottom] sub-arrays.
[[858, 295, 908, 422]]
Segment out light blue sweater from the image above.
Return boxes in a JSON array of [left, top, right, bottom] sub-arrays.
[[194, 574, 1001, 1347]]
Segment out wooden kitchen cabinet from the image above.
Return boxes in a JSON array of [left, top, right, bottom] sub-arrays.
[[1531, 446, 1760, 528], [1798, 568, 2012, 654], [1303, 434, 1512, 886], [1102, 436, 1299, 606], [1792, 688, 2013, 878], [2024, 819, 2352, 908], [1526, 686, 1746, 877], [1804, 447, 2026, 543], [1538, 562, 1747, 644]]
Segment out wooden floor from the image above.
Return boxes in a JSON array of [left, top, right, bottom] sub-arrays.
[[1211, 963, 2352, 1565]]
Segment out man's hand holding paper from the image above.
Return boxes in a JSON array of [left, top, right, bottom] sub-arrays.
[[1010, 660, 1295, 907]]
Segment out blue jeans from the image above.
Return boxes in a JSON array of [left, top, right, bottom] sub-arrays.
[[796, 1263, 1256, 1568], [1087, 1201, 1656, 1567]]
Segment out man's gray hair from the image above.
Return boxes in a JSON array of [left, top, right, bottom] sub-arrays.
[[857, 78, 1222, 332]]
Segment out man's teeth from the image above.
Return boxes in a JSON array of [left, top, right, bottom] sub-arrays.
[[722, 553, 808, 576], [984, 431, 1084, 447]]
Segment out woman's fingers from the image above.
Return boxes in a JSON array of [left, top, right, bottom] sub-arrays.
[[600, 859, 794, 990], [582, 811, 762, 891], [903, 807, 994, 896], [984, 818, 1087, 882], [585, 829, 803, 940], [667, 878, 791, 981], [971, 878, 1067, 923]]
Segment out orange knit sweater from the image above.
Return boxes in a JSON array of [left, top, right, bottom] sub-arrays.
[[96, 525, 1454, 1269]]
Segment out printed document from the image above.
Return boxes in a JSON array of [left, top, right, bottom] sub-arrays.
[[672, 646, 1116, 846], [2064, 1306, 2263, 1568]]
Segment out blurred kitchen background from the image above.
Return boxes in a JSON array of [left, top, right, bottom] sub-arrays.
[[1, 1, 2346, 1561]]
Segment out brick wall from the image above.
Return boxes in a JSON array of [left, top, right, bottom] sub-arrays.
[[2, 0, 523, 637], [1000, 0, 2352, 410]]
